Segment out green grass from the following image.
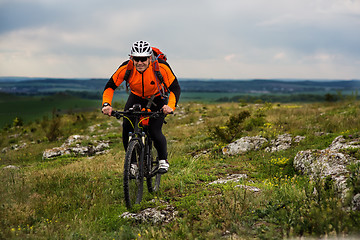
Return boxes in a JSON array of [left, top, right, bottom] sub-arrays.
[[1, 100, 360, 239]]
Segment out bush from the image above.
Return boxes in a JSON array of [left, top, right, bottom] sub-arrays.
[[208, 108, 266, 143], [13, 117, 23, 127], [46, 111, 62, 141], [208, 110, 251, 143]]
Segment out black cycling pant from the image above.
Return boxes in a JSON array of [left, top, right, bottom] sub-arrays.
[[122, 93, 168, 160]]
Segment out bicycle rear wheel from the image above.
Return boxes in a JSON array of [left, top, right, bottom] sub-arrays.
[[147, 161, 161, 192], [124, 140, 144, 209], [146, 140, 161, 193]]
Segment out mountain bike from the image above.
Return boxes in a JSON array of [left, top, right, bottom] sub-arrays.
[[111, 104, 165, 209]]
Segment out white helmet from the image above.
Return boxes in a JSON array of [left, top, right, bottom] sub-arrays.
[[130, 40, 153, 57]]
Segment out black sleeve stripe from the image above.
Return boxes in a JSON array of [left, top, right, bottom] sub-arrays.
[[103, 60, 130, 92], [103, 77, 117, 92], [158, 60, 177, 78], [158, 61, 180, 105], [119, 60, 130, 68], [169, 78, 181, 106], [159, 65, 171, 84]]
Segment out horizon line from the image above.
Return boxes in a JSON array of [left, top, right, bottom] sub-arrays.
[[0, 76, 359, 82]]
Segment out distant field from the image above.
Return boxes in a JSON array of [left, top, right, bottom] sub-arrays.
[[180, 92, 243, 102], [180, 91, 359, 103], [1, 88, 359, 128], [0, 93, 100, 128]]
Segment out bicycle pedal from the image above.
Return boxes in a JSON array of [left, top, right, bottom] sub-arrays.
[[158, 168, 168, 174]]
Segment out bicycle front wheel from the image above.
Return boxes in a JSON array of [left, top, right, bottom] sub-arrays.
[[124, 140, 144, 209]]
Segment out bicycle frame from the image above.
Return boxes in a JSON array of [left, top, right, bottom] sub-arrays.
[[111, 104, 164, 208]]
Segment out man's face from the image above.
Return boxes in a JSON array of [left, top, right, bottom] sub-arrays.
[[133, 56, 150, 73]]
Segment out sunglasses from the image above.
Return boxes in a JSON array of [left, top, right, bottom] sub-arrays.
[[133, 56, 149, 62]]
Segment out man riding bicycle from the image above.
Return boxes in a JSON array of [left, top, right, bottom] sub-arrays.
[[102, 40, 181, 173]]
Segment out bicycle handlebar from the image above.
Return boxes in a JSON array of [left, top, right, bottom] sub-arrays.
[[111, 109, 172, 120]]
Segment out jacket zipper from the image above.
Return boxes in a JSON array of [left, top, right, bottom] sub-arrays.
[[141, 72, 144, 97]]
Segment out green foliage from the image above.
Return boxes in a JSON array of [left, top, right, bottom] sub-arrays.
[[45, 110, 62, 142], [325, 93, 338, 102], [245, 105, 267, 131], [341, 147, 360, 160], [12, 117, 23, 127], [347, 162, 360, 197], [208, 110, 250, 143], [208, 106, 268, 143], [264, 176, 360, 238]]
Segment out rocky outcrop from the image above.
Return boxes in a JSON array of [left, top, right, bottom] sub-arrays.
[[329, 135, 360, 151], [265, 134, 305, 152], [222, 133, 360, 209], [42, 135, 110, 159], [222, 134, 305, 155], [294, 135, 360, 203], [222, 136, 268, 155], [294, 149, 356, 197]]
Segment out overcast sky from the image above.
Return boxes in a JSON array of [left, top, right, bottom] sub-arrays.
[[1, 0, 360, 80]]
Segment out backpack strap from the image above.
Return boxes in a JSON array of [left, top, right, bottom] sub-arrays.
[[123, 59, 134, 92], [146, 94, 157, 109], [152, 60, 170, 98]]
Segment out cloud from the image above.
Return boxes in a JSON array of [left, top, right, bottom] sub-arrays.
[[224, 54, 236, 62], [0, 0, 359, 79], [312, 53, 337, 62], [273, 52, 286, 60]]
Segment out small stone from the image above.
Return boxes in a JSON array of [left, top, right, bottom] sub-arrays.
[[120, 204, 177, 224], [3, 165, 20, 170], [236, 185, 261, 192], [208, 174, 248, 185], [352, 193, 360, 211]]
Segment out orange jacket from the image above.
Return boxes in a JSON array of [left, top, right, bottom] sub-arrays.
[[103, 60, 180, 110]]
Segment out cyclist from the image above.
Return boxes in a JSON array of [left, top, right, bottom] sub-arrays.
[[102, 40, 181, 174]]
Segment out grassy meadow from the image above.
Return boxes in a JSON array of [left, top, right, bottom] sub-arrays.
[[1, 99, 360, 239]]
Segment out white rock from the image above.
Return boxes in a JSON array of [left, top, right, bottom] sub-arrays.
[[208, 174, 248, 185], [222, 136, 268, 155], [294, 136, 360, 199], [120, 205, 177, 224], [3, 165, 20, 170]]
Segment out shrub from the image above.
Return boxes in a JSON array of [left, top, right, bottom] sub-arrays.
[[244, 107, 266, 131], [208, 107, 266, 143], [347, 162, 360, 198], [46, 111, 62, 141], [13, 117, 23, 127], [208, 110, 251, 143]]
